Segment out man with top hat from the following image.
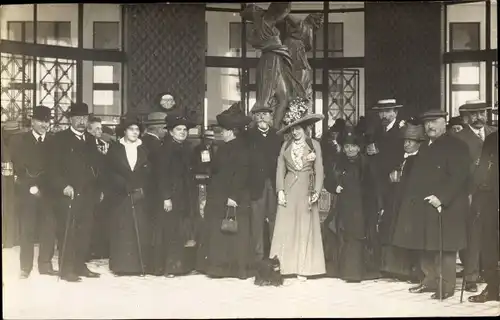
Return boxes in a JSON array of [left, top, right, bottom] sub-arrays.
[[391, 109, 470, 300], [468, 107, 499, 303], [247, 103, 283, 262], [365, 99, 406, 274], [9, 106, 58, 278], [454, 100, 497, 292], [50, 102, 101, 282], [379, 122, 427, 283]]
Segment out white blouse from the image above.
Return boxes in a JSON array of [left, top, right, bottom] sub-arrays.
[[119, 137, 142, 171]]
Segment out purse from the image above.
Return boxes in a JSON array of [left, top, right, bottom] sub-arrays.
[[221, 206, 238, 234]]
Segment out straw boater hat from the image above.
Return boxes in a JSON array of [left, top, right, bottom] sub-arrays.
[[250, 102, 273, 114], [144, 111, 167, 126], [216, 102, 252, 130], [276, 98, 324, 135], [402, 123, 426, 141], [419, 109, 448, 121], [458, 100, 491, 113], [372, 99, 403, 110]]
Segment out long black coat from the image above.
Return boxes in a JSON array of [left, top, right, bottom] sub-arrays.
[[197, 137, 253, 278], [391, 133, 471, 252], [105, 141, 151, 273], [246, 127, 283, 201]]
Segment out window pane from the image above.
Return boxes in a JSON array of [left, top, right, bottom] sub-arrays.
[[452, 91, 480, 116], [93, 65, 114, 83], [492, 0, 497, 49], [93, 22, 120, 50], [206, 67, 242, 126], [0, 4, 34, 42], [450, 23, 480, 51], [446, 2, 486, 52], [90, 62, 121, 117], [37, 4, 78, 47], [93, 90, 114, 106], [451, 62, 480, 85], [206, 11, 242, 57]]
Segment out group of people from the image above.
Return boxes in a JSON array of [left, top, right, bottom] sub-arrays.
[[3, 96, 498, 304]]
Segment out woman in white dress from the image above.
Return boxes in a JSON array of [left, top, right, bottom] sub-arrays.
[[270, 98, 326, 281]]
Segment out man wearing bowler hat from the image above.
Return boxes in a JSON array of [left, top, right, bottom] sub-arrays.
[[392, 109, 470, 300], [50, 102, 101, 282], [10, 106, 58, 278], [454, 100, 497, 292], [247, 103, 283, 262]]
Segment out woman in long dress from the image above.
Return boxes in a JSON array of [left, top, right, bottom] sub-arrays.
[[197, 103, 254, 279], [269, 98, 326, 280], [152, 114, 198, 277], [106, 115, 151, 275]]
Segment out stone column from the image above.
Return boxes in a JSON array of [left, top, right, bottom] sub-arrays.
[[124, 4, 205, 123], [365, 2, 444, 119]]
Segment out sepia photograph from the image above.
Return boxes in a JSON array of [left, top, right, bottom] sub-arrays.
[[1, 1, 499, 318]]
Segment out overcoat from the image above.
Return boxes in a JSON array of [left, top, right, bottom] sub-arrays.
[[105, 140, 151, 274], [197, 137, 253, 278], [391, 133, 471, 252], [153, 136, 198, 275]]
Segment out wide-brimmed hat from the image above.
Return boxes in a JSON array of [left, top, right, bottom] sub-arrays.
[[277, 98, 324, 135], [402, 123, 426, 141], [31, 105, 52, 122], [250, 103, 273, 114], [165, 112, 196, 130], [117, 114, 144, 135], [372, 99, 403, 110], [144, 111, 167, 126], [459, 100, 491, 113], [420, 109, 448, 121], [67, 102, 89, 117], [216, 102, 252, 130]]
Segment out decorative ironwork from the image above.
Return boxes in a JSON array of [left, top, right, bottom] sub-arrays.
[[327, 69, 359, 126], [38, 57, 76, 130], [1, 53, 34, 123]]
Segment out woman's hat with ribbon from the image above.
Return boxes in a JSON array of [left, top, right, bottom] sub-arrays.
[[165, 110, 196, 130], [216, 102, 252, 130], [277, 98, 324, 135]]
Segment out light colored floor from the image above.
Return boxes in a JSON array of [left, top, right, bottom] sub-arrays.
[[2, 246, 499, 319]]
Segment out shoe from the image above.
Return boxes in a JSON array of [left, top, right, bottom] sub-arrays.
[[468, 288, 500, 303], [409, 284, 436, 293], [79, 266, 100, 278], [431, 291, 454, 300], [39, 266, 58, 276], [20, 270, 30, 279], [464, 282, 478, 292], [60, 273, 82, 282]]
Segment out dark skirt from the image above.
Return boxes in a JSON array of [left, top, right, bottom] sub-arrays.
[[109, 196, 150, 274], [197, 202, 253, 279]]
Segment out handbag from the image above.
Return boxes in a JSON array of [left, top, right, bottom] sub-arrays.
[[221, 206, 238, 234]]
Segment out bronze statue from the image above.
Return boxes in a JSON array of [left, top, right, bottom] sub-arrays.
[[241, 3, 307, 129], [283, 13, 323, 112]]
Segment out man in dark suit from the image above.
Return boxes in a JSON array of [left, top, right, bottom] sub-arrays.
[[366, 99, 405, 274], [469, 108, 499, 303], [454, 101, 497, 292], [247, 104, 283, 261], [10, 106, 58, 278], [51, 102, 101, 282], [142, 111, 167, 155], [393, 109, 470, 300]]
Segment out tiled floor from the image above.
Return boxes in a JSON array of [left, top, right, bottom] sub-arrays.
[[2, 246, 499, 319]]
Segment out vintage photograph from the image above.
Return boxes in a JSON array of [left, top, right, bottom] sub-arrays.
[[1, 1, 499, 318]]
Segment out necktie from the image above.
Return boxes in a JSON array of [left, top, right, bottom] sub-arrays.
[[478, 130, 484, 141], [37, 136, 42, 143]]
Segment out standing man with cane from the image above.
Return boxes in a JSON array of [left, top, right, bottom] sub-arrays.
[[51, 103, 101, 282], [390, 110, 471, 300]]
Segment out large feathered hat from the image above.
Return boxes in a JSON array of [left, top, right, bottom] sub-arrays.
[[277, 98, 324, 135]]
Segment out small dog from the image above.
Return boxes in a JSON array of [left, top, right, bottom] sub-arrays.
[[254, 255, 284, 287]]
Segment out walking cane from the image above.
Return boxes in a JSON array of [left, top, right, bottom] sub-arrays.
[[437, 206, 443, 302], [130, 193, 145, 276], [58, 198, 75, 281]]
